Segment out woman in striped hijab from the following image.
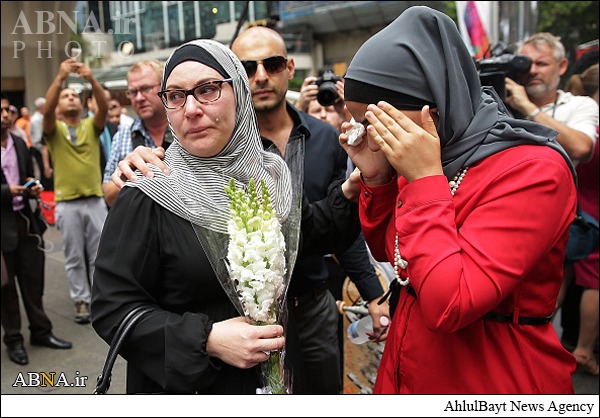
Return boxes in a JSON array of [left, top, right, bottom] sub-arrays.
[[92, 39, 362, 394], [91, 39, 294, 394]]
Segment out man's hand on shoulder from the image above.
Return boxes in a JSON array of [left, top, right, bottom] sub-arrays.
[[112, 146, 169, 188]]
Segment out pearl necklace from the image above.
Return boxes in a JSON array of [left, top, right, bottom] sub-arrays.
[[394, 167, 469, 286]]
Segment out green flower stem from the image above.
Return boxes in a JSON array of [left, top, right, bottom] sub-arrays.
[[261, 349, 285, 394]]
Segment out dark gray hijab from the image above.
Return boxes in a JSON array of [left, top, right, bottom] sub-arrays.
[[344, 5, 575, 182]]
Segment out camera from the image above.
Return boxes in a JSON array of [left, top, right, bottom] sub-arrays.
[[312, 70, 343, 106], [477, 42, 532, 101]]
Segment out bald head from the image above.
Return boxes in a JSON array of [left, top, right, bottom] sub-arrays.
[[230, 26, 293, 114], [231, 26, 287, 60]]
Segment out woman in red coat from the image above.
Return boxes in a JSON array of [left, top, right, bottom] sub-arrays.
[[339, 6, 577, 393]]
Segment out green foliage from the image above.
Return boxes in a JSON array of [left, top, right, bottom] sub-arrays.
[[288, 77, 303, 91], [443, 1, 458, 22], [537, 1, 599, 64]]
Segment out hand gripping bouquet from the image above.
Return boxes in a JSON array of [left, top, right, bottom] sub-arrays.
[[147, 39, 303, 394], [222, 137, 303, 394], [178, 139, 302, 394]]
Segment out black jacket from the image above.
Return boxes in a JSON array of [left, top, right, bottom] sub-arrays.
[[92, 175, 361, 393], [262, 103, 359, 297], [1, 133, 44, 252]]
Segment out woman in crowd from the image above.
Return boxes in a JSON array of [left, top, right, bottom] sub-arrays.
[[338, 6, 577, 393], [565, 63, 599, 376], [91, 39, 360, 394]]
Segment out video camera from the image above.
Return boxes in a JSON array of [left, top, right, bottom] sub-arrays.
[[476, 42, 532, 101], [312, 70, 343, 107]]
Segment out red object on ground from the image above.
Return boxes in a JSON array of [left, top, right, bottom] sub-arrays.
[[39, 190, 55, 225]]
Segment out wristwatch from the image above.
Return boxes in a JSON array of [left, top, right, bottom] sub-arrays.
[[525, 108, 542, 120]]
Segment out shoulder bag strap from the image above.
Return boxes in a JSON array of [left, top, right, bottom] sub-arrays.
[[93, 305, 153, 394]]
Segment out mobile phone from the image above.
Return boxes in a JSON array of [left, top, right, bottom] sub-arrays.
[[71, 47, 82, 62], [23, 179, 40, 188]]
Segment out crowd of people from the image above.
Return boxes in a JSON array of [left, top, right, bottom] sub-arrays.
[[1, 5, 598, 394]]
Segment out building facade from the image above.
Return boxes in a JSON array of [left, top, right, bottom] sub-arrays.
[[2, 1, 541, 113]]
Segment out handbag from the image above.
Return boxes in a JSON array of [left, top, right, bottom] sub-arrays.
[[565, 204, 599, 266], [94, 305, 153, 394]]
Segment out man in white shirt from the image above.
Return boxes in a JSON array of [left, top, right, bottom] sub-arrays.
[[505, 32, 598, 164], [506, 32, 599, 354]]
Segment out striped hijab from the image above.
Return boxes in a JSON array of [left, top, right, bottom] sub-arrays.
[[125, 39, 292, 234]]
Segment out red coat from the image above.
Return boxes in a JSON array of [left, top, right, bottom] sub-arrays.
[[360, 145, 577, 394]]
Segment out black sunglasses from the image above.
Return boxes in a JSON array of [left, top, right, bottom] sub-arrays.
[[240, 56, 288, 78]]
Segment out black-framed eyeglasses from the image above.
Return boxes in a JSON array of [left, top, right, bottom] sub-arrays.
[[125, 84, 160, 98], [157, 79, 233, 109], [240, 56, 288, 78]]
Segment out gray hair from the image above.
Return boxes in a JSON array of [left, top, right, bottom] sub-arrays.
[[34, 97, 46, 109], [518, 32, 565, 62]]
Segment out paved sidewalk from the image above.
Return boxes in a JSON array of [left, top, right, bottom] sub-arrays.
[[1, 226, 126, 395]]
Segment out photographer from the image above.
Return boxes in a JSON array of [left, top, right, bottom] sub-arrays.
[[505, 33, 598, 165], [43, 58, 109, 324], [506, 33, 598, 365], [300, 74, 395, 387], [294, 71, 345, 118]]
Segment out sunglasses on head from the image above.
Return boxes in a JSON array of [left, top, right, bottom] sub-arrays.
[[240, 56, 288, 78]]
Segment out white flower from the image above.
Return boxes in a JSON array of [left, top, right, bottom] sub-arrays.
[[223, 178, 290, 394], [224, 178, 287, 325]]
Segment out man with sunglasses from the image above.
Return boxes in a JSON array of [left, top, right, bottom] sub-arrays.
[[102, 60, 171, 208], [231, 26, 387, 394], [42, 58, 109, 325]]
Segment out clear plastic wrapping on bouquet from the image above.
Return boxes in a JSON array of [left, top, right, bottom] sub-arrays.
[[186, 137, 304, 394]]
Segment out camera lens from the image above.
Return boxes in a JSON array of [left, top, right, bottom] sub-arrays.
[[317, 81, 339, 107]]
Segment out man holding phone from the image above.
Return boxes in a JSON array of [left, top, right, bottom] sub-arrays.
[[43, 58, 109, 324], [1, 96, 72, 365]]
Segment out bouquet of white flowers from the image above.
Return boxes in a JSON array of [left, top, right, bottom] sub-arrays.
[[224, 178, 288, 394]]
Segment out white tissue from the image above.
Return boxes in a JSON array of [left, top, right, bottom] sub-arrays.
[[346, 118, 366, 146]]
